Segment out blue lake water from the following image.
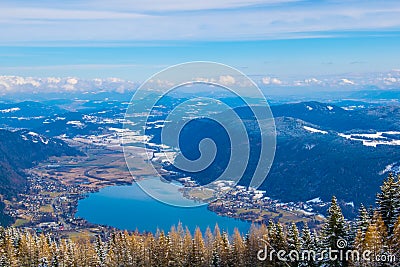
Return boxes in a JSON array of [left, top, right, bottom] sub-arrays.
[[76, 183, 251, 234]]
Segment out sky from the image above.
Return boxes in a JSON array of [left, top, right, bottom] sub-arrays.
[[1, 0, 400, 83]]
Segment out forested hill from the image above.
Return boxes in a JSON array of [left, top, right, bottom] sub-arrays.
[[0, 129, 82, 226], [155, 101, 400, 212]]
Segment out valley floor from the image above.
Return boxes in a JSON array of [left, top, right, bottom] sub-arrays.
[[4, 137, 326, 237]]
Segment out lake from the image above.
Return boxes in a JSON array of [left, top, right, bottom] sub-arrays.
[[76, 183, 251, 234]]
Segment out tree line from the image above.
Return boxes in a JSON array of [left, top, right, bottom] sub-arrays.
[[0, 174, 399, 266]]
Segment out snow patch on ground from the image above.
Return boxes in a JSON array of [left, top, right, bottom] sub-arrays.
[[306, 197, 322, 204], [380, 163, 396, 175], [338, 131, 400, 147], [21, 132, 50, 145], [303, 126, 328, 134], [66, 121, 85, 128], [379, 162, 400, 175], [28, 131, 39, 136], [0, 107, 20, 113]]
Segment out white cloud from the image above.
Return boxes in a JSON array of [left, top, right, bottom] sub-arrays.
[[293, 78, 323, 86], [0, 75, 137, 94], [262, 77, 282, 85], [2, 70, 400, 95], [219, 75, 236, 86], [193, 77, 217, 84], [147, 79, 177, 88], [67, 78, 78, 85], [339, 78, 355, 85], [304, 78, 322, 85], [383, 77, 397, 84]]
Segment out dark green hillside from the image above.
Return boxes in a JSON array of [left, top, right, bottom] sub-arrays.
[[0, 129, 82, 225], [155, 102, 400, 214]]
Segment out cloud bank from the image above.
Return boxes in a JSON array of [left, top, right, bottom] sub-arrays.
[[0, 76, 137, 94], [1, 70, 400, 95]]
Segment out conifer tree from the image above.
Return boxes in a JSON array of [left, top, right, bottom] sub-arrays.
[[182, 228, 193, 267], [49, 242, 59, 267], [15, 232, 30, 266], [243, 224, 259, 267], [286, 222, 301, 266], [94, 235, 107, 266], [376, 173, 400, 236], [155, 230, 169, 267], [144, 233, 156, 266], [267, 220, 277, 248], [287, 223, 301, 252], [299, 223, 317, 267], [362, 212, 388, 267], [211, 249, 221, 267], [276, 223, 288, 252], [354, 204, 370, 252], [204, 226, 214, 266], [211, 224, 224, 267], [135, 236, 146, 267], [321, 196, 349, 267], [231, 228, 245, 267], [357, 204, 370, 234], [391, 216, 400, 258], [167, 225, 183, 267], [220, 232, 231, 266], [192, 227, 206, 266]]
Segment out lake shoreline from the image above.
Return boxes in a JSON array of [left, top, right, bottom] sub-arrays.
[[75, 183, 251, 234]]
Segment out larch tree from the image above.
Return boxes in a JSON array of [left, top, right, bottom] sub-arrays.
[[231, 228, 245, 267], [204, 226, 214, 266], [354, 204, 371, 252], [182, 228, 193, 267], [192, 227, 206, 266], [243, 225, 260, 267], [166, 225, 183, 267], [154, 230, 169, 267], [362, 212, 388, 267]]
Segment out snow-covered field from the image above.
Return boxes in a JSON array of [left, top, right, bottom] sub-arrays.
[[303, 125, 328, 134], [338, 131, 400, 147]]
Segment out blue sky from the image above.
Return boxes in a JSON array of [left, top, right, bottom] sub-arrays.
[[1, 0, 400, 81]]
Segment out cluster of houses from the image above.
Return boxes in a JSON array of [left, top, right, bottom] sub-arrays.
[[6, 173, 90, 232]]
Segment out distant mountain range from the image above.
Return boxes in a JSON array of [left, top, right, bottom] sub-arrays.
[[0, 100, 126, 136], [2, 97, 400, 220], [0, 129, 81, 225]]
